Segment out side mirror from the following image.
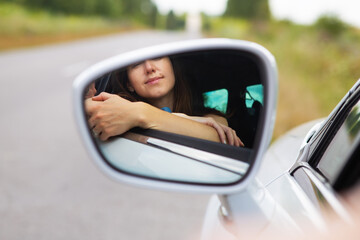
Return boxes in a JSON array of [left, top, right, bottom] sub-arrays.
[[73, 38, 277, 194]]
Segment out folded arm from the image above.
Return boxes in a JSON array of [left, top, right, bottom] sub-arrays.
[[85, 92, 223, 143], [172, 113, 244, 147]]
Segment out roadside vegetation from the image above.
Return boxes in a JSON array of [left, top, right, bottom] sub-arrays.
[[203, 0, 360, 138], [0, 1, 185, 51], [0, 3, 141, 50]]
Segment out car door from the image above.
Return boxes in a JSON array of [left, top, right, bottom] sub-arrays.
[[254, 80, 360, 234], [290, 79, 360, 222]]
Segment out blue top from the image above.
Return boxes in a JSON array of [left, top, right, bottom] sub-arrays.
[[161, 107, 172, 113]]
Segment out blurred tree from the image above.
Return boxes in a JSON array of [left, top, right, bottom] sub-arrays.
[[148, 4, 158, 28], [201, 12, 212, 32], [121, 0, 139, 16], [2, 0, 159, 27], [47, 0, 85, 14], [107, 0, 123, 18], [165, 10, 185, 30], [166, 10, 177, 30], [0, 0, 26, 4], [315, 14, 349, 37], [94, 0, 119, 16], [224, 0, 270, 20]]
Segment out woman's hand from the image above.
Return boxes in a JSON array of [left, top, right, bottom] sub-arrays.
[[172, 113, 244, 147], [85, 93, 243, 145], [85, 92, 140, 141]]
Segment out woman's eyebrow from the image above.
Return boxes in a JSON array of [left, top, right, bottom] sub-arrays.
[[151, 56, 163, 60], [129, 61, 144, 68]]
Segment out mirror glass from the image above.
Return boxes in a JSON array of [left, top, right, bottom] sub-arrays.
[[83, 50, 265, 185]]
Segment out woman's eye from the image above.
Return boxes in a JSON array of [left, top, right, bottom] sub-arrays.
[[130, 62, 143, 69]]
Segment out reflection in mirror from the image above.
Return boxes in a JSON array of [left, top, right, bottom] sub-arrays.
[[83, 50, 264, 185]]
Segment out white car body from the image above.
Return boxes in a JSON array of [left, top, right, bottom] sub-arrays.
[[201, 120, 327, 239], [201, 81, 360, 238]]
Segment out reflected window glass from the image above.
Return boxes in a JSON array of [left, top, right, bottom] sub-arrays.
[[246, 84, 263, 108], [318, 102, 360, 183], [203, 88, 229, 114]]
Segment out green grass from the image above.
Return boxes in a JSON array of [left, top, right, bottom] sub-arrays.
[[0, 3, 144, 50], [205, 17, 360, 138]]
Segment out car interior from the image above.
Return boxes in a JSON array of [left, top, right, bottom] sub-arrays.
[[172, 50, 263, 148]]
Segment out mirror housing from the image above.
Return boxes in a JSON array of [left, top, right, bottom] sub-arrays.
[[73, 38, 277, 194]]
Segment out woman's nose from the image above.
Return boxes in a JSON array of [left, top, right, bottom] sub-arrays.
[[144, 60, 155, 73]]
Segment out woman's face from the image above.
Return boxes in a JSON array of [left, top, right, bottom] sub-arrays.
[[127, 57, 175, 101]]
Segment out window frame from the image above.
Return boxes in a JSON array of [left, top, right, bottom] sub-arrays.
[[307, 83, 360, 190]]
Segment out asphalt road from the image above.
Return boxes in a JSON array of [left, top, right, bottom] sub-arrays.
[[0, 31, 210, 240]]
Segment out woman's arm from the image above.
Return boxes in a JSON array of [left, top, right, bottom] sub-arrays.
[[203, 114, 244, 147], [85, 92, 222, 143], [172, 113, 244, 147]]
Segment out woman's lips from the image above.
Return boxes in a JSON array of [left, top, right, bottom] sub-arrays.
[[145, 76, 162, 85]]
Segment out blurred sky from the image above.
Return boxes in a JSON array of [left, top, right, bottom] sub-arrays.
[[152, 0, 360, 27]]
